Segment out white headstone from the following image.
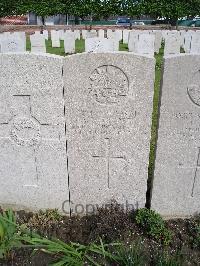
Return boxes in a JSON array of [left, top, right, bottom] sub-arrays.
[[64, 32, 75, 54], [85, 37, 114, 52], [0, 53, 70, 213], [128, 32, 139, 53], [190, 34, 200, 54], [164, 33, 181, 55], [152, 54, 200, 217], [137, 34, 155, 56], [30, 34, 46, 53], [86, 30, 97, 39], [63, 53, 155, 214], [1, 32, 26, 53], [98, 29, 105, 39], [184, 32, 192, 53], [51, 30, 60, 48]]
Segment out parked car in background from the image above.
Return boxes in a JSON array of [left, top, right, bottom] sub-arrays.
[[116, 18, 131, 27]]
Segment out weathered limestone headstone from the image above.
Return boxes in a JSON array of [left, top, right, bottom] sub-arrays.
[[63, 53, 155, 213], [1, 32, 26, 53], [64, 32, 75, 54], [59, 30, 65, 40], [98, 29, 105, 39], [137, 34, 155, 56], [164, 33, 181, 55], [184, 32, 192, 53], [74, 30, 81, 40], [0, 53, 69, 213], [86, 30, 98, 39], [153, 30, 162, 53], [107, 29, 113, 39], [30, 34, 46, 53], [152, 54, 200, 218], [42, 30, 48, 40], [51, 30, 60, 48], [190, 33, 200, 54], [85, 37, 114, 52], [82, 30, 87, 39], [123, 30, 131, 44], [128, 32, 139, 52]]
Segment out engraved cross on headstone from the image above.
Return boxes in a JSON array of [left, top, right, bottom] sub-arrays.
[[0, 94, 59, 186], [92, 138, 126, 188]]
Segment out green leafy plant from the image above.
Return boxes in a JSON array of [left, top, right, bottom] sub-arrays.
[[0, 209, 23, 259], [154, 252, 183, 266], [111, 242, 147, 266], [135, 208, 172, 245]]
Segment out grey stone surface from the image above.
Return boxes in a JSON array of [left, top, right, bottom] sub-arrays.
[[151, 54, 200, 218], [190, 33, 200, 54], [137, 34, 155, 56], [63, 53, 155, 214], [164, 33, 181, 55], [128, 31, 139, 52], [0, 53, 69, 213], [51, 30, 60, 48], [30, 34, 46, 53], [85, 37, 115, 52], [64, 32, 75, 54], [1, 32, 26, 53]]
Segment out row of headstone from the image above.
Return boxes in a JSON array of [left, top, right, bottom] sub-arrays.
[[1, 52, 200, 218], [0, 52, 155, 215], [2, 29, 200, 56]]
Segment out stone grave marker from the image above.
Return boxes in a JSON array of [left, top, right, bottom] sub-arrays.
[[85, 37, 114, 52], [164, 33, 181, 55], [184, 32, 192, 53], [0, 53, 69, 213], [137, 34, 155, 56], [30, 34, 46, 53], [51, 30, 60, 48], [128, 31, 139, 52], [1, 32, 26, 53], [86, 30, 98, 39], [152, 54, 200, 218], [63, 53, 155, 214], [98, 29, 105, 39], [190, 33, 200, 54], [64, 32, 75, 54]]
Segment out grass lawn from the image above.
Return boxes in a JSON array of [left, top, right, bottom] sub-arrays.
[[26, 36, 163, 204]]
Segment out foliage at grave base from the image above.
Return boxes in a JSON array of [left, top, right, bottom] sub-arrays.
[[0, 209, 25, 259], [135, 208, 172, 245]]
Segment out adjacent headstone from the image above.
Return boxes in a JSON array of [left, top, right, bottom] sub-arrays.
[[123, 30, 131, 44], [82, 30, 87, 39], [190, 34, 200, 54], [0, 53, 69, 213], [86, 30, 98, 39], [43, 30, 49, 40], [59, 30, 65, 40], [64, 32, 75, 54], [85, 37, 114, 52], [30, 34, 46, 53], [137, 34, 155, 56], [51, 30, 60, 48], [128, 32, 139, 52], [1, 32, 26, 53], [153, 30, 162, 53], [152, 54, 200, 218], [184, 32, 192, 53], [98, 29, 105, 39], [74, 30, 81, 40], [63, 53, 155, 213], [164, 33, 181, 55]]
